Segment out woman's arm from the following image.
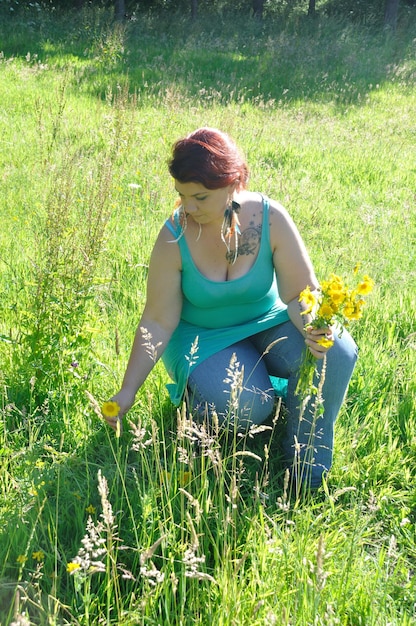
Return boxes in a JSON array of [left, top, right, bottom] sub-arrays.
[[105, 225, 182, 431], [269, 200, 333, 359]]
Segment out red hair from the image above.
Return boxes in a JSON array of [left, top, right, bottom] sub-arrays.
[[168, 127, 249, 191]]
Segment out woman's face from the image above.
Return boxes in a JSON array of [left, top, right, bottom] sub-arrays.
[[175, 180, 235, 225]]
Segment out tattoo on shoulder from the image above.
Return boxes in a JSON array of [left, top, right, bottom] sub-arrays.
[[225, 222, 261, 262]]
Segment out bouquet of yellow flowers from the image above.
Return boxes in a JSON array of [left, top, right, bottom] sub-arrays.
[[296, 269, 374, 398]]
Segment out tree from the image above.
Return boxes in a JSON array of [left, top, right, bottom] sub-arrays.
[[384, 0, 400, 27], [253, 0, 264, 18], [191, 0, 198, 19], [114, 0, 125, 20], [308, 0, 316, 17]]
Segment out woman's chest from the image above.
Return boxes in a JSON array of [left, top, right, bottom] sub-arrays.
[[185, 211, 264, 282]]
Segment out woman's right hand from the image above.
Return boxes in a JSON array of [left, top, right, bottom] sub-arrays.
[[103, 388, 136, 434]]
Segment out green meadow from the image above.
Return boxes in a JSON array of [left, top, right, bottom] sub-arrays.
[[0, 4, 415, 624]]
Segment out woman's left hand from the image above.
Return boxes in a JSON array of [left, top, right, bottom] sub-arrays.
[[304, 326, 334, 359]]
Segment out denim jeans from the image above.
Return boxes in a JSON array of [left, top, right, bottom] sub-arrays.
[[187, 320, 358, 488]]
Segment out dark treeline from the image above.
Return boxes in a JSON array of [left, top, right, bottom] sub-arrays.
[[2, 0, 415, 28]]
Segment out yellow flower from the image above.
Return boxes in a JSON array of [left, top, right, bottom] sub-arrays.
[[317, 302, 335, 321], [179, 471, 192, 486], [161, 470, 191, 487], [161, 470, 172, 483], [344, 298, 365, 321], [322, 274, 343, 291], [328, 288, 346, 305], [299, 286, 317, 315], [357, 275, 374, 295], [67, 562, 81, 573], [321, 275, 347, 306], [343, 301, 356, 320], [101, 401, 120, 418], [351, 303, 364, 320], [32, 551, 45, 562], [326, 281, 346, 301], [330, 273, 344, 286], [17, 555, 27, 565], [85, 504, 96, 514], [316, 337, 334, 349]]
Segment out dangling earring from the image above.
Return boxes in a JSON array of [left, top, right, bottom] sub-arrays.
[[168, 203, 187, 243], [221, 200, 241, 264], [168, 203, 202, 243]]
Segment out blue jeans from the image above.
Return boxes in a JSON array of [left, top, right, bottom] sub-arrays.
[[187, 320, 358, 488]]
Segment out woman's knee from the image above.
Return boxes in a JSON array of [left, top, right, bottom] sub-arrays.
[[187, 378, 275, 426], [238, 385, 275, 425], [329, 329, 358, 373]]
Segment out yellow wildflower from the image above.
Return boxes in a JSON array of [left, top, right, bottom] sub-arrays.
[[161, 470, 172, 483], [101, 401, 120, 418], [357, 275, 374, 295], [32, 551, 45, 562], [322, 274, 343, 291], [299, 286, 317, 315], [316, 337, 334, 349], [85, 504, 96, 514], [318, 302, 336, 321], [179, 471, 192, 486], [67, 562, 81, 573], [161, 470, 191, 487], [17, 555, 27, 565], [329, 273, 344, 287], [343, 301, 356, 320], [328, 288, 346, 305], [326, 279, 346, 301], [348, 304, 364, 321]]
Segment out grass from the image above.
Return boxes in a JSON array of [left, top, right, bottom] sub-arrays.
[[0, 4, 415, 624]]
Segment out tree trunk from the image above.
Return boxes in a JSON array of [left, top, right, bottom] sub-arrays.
[[191, 0, 198, 19], [384, 0, 400, 29], [253, 0, 264, 19], [308, 0, 316, 17], [114, 0, 125, 21]]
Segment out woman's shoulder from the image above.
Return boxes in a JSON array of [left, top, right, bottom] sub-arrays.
[[266, 197, 295, 230], [238, 191, 289, 221], [238, 191, 284, 209], [237, 190, 263, 206], [149, 219, 183, 266], [237, 190, 267, 218], [161, 214, 176, 235], [267, 196, 289, 215]]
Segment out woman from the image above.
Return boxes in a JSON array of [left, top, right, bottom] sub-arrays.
[[106, 127, 358, 489]]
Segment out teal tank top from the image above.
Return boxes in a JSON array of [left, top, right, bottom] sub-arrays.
[[162, 195, 289, 404]]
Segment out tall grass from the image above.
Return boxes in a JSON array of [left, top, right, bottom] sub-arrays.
[[0, 5, 415, 624]]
